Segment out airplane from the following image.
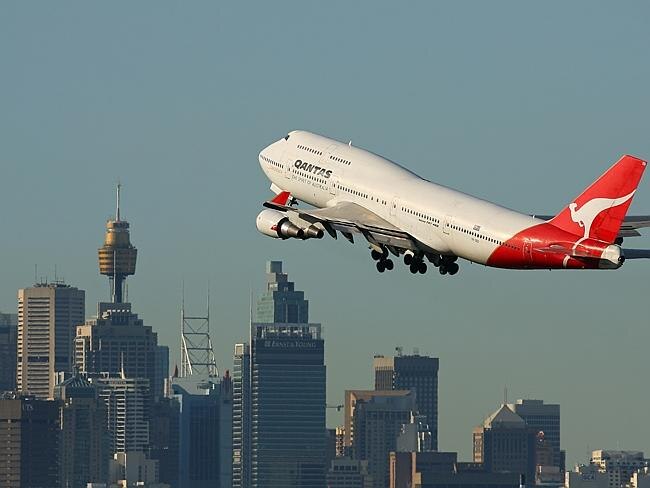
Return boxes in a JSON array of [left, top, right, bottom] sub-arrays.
[[256, 130, 650, 276]]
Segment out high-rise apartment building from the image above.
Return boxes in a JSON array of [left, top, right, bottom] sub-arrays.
[[473, 404, 537, 484], [0, 312, 18, 392], [17, 282, 85, 399], [172, 374, 233, 488], [54, 375, 109, 488], [233, 261, 326, 488], [350, 391, 417, 488], [508, 399, 563, 469], [92, 374, 151, 454], [0, 395, 60, 488], [373, 353, 439, 449]]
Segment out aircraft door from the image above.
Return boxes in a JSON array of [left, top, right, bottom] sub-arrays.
[[283, 155, 292, 180], [443, 215, 453, 235], [390, 197, 400, 217], [330, 175, 338, 195]]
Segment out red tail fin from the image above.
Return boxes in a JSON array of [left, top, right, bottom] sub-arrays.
[[549, 155, 646, 243]]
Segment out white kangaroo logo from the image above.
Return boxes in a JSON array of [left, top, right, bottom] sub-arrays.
[[569, 190, 635, 248]]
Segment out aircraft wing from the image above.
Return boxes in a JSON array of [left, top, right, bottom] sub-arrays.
[[532, 215, 650, 238], [263, 199, 423, 252]]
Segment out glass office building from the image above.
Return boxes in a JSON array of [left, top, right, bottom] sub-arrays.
[[233, 261, 326, 488]]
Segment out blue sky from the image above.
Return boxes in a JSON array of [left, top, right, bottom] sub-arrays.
[[2, 1, 650, 465]]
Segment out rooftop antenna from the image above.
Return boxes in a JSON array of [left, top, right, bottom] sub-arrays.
[[116, 181, 121, 222], [504, 385, 508, 405], [34, 264, 37, 285]]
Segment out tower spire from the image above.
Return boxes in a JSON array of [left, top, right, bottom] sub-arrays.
[[116, 181, 121, 222]]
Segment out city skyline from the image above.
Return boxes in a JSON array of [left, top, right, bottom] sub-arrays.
[[2, 1, 650, 468]]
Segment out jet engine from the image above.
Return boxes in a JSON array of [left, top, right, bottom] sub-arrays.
[[256, 209, 325, 240], [256, 209, 304, 239]]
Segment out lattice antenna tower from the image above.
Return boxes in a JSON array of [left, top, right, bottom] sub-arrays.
[[180, 283, 218, 377]]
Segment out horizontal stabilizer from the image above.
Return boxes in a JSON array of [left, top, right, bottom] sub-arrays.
[[622, 249, 650, 259]]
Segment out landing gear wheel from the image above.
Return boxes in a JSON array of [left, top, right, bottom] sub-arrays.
[[439, 266, 448, 275], [376, 261, 386, 273], [447, 262, 459, 275], [385, 259, 394, 270], [371, 249, 383, 261], [418, 262, 427, 274], [404, 253, 413, 265], [429, 254, 441, 267], [409, 262, 419, 274]]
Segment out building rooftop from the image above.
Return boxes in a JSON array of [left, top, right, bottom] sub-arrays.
[[483, 404, 526, 429]]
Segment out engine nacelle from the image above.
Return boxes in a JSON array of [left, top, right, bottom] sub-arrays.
[[256, 209, 304, 239]]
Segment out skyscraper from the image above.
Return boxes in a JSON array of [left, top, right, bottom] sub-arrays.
[[172, 373, 233, 488], [0, 312, 17, 392], [0, 395, 60, 488], [233, 261, 326, 488], [255, 260, 309, 323], [92, 374, 151, 454], [343, 390, 415, 452], [17, 282, 85, 399], [508, 399, 562, 470], [233, 342, 251, 488], [75, 302, 160, 398], [351, 391, 417, 488], [54, 375, 109, 488], [473, 404, 537, 484], [373, 353, 439, 449]]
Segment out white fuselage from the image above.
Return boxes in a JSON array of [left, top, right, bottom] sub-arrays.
[[259, 130, 543, 265]]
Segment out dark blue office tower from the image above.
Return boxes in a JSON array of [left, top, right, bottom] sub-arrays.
[[233, 261, 326, 488]]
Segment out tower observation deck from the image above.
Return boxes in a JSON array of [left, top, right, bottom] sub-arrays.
[[98, 184, 137, 303]]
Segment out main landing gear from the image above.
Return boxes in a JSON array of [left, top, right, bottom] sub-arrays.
[[404, 251, 460, 276], [372, 247, 460, 276], [403, 252, 427, 274], [371, 247, 394, 273]]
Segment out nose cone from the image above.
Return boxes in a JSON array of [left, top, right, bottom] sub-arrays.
[[258, 138, 285, 176]]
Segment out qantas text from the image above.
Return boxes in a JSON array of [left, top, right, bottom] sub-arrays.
[[294, 160, 333, 178]]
